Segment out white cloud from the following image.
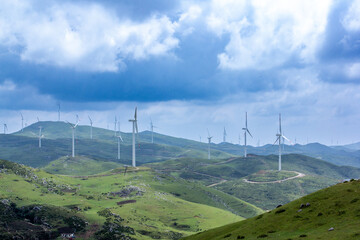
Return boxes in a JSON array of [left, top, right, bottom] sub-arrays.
[[346, 62, 360, 79], [0, 0, 179, 72], [342, 0, 360, 32], [206, 0, 332, 70]]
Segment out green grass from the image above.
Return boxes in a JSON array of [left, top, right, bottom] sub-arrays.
[[0, 159, 245, 239], [246, 170, 298, 182], [183, 179, 360, 240], [147, 154, 360, 210], [42, 155, 122, 175]]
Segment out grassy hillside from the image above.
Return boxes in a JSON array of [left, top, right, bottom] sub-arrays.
[[183, 179, 360, 240], [43, 156, 122, 175], [0, 159, 262, 239], [148, 154, 360, 210]]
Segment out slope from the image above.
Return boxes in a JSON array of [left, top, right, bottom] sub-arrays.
[[183, 179, 360, 240], [147, 154, 360, 209], [0, 159, 257, 239]]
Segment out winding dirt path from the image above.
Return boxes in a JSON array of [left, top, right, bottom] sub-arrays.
[[243, 171, 305, 184]]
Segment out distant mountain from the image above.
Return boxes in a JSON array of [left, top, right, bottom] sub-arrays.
[[4, 121, 360, 168], [342, 142, 360, 151], [0, 121, 233, 168]]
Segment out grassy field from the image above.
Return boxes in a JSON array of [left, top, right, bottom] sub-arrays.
[[0, 159, 255, 239], [183, 179, 360, 240], [147, 154, 360, 210], [246, 170, 298, 182], [42, 156, 122, 175]]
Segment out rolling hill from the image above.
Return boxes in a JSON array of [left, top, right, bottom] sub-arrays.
[[0, 159, 262, 239], [0, 121, 233, 168], [183, 179, 360, 240], [147, 154, 360, 210], [4, 121, 360, 168]]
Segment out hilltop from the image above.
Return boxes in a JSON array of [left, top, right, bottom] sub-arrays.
[[183, 179, 360, 240]]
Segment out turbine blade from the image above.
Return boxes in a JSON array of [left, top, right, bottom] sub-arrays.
[[119, 135, 123, 141], [282, 135, 293, 144], [134, 107, 137, 120], [247, 129, 253, 138], [66, 121, 74, 128], [273, 137, 280, 145], [279, 113, 282, 134], [245, 112, 247, 128], [207, 128, 210, 137], [135, 122, 138, 133]]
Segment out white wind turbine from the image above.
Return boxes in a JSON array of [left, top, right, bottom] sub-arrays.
[[150, 118, 157, 144], [242, 112, 253, 157], [273, 114, 292, 171], [114, 116, 118, 136], [116, 124, 124, 160], [223, 127, 227, 142], [88, 115, 93, 139], [57, 103, 61, 121], [37, 126, 44, 148], [3, 124, 8, 134], [129, 107, 138, 167], [67, 119, 79, 158], [207, 129, 213, 160], [20, 113, 24, 132]]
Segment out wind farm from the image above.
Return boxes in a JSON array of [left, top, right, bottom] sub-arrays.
[[0, 0, 359, 239]]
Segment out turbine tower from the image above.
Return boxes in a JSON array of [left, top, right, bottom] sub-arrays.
[[129, 107, 138, 167], [242, 112, 253, 157], [114, 116, 118, 136], [3, 124, 7, 134], [273, 114, 291, 171], [150, 118, 157, 143], [67, 120, 79, 158], [207, 129, 213, 160], [117, 125, 124, 160], [88, 115, 93, 139], [20, 113, 24, 132], [223, 127, 227, 142], [57, 103, 61, 121], [38, 126, 44, 148]]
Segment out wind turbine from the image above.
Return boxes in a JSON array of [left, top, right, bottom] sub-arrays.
[[116, 125, 124, 160], [67, 119, 79, 158], [57, 103, 61, 121], [88, 115, 93, 139], [242, 112, 253, 157], [20, 113, 24, 132], [273, 114, 292, 171], [129, 107, 138, 167], [114, 116, 118, 136], [3, 124, 8, 134], [37, 117, 40, 122], [37, 126, 44, 148], [207, 129, 213, 160], [223, 127, 227, 142], [150, 118, 157, 144]]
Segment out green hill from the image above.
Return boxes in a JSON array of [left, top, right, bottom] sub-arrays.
[[0, 130, 232, 168], [42, 156, 122, 175], [147, 154, 360, 210], [0, 159, 263, 239], [183, 179, 360, 240]]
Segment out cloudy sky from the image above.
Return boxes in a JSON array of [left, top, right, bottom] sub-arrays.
[[0, 0, 359, 145]]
